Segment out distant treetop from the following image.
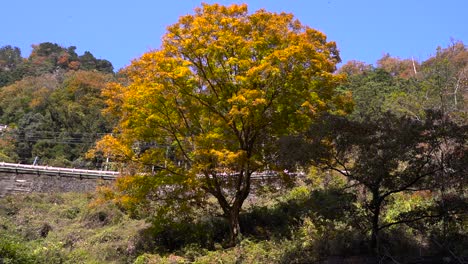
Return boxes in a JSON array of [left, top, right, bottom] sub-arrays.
[[0, 42, 114, 87]]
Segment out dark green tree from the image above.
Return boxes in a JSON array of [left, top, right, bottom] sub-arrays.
[[279, 111, 467, 253], [0, 45, 22, 70], [0, 45, 25, 87], [339, 67, 403, 121], [79, 51, 113, 73]]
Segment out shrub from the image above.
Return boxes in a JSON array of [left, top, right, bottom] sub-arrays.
[[0, 233, 36, 264], [82, 202, 123, 228], [145, 216, 228, 252]]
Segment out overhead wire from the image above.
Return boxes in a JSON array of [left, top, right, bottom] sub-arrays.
[[10, 130, 115, 145]]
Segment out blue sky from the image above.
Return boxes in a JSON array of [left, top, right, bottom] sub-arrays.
[[1, 0, 466, 71]]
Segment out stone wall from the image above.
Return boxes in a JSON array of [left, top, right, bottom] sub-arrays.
[[0, 171, 110, 197]]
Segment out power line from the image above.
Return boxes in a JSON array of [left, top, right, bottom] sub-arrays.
[[11, 130, 115, 145]]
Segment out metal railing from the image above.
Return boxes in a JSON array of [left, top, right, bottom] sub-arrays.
[[0, 161, 304, 181], [0, 162, 119, 180]]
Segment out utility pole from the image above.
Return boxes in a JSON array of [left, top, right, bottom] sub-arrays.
[[412, 56, 418, 76]]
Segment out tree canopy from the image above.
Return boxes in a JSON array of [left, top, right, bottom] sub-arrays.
[[338, 41, 467, 123], [279, 110, 467, 252], [0, 43, 116, 167], [95, 3, 351, 246], [0, 42, 114, 88]]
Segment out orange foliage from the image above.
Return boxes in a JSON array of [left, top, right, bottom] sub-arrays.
[[377, 53, 419, 78]]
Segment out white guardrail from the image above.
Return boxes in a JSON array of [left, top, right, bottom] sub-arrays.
[[0, 162, 119, 180], [0, 162, 303, 181]]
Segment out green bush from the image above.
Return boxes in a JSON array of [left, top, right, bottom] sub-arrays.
[[0, 233, 36, 264], [133, 253, 187, 264], [82, 202, 124, 228], [145, 216, 228, 252], [63, 206, 81, 219]]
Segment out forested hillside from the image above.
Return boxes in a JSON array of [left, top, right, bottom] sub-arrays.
[[0, 3, 466, 264], [0, 42, 116, 167]]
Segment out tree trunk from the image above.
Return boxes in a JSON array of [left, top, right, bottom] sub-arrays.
[[210, 189, 245, 247], [370, 193, 381, 254], [370, 208, 380, 253], [226, 208, 242, 247], [203, 169, 251, 247]]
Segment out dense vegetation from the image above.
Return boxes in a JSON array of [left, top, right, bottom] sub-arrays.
[[0, 42, 116, 167], [0, 3, 466, 263]]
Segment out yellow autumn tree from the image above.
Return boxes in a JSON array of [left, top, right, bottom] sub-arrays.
[[96, 3, 351, 246]]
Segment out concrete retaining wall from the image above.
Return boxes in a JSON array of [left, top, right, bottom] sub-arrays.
[[0, 171, 108, 197]]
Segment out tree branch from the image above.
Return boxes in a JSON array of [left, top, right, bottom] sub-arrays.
[[378, 213, 443, 231]]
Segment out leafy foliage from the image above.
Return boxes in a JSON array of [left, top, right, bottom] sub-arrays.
[[0, 5, 466, 262], [27, 42, 113, 75], [0, 70, 115, 166], [95, 3, 350, 246], [0, 193, 152, 263], [0, 45, 25, 87], [0, 42, 114, 88], [340, 40, 467, 123], [279, 110, 467, 252], [0, 42, 116, 166]]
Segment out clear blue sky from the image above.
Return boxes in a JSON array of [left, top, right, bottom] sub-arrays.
[[1, 0, 466, 71]]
